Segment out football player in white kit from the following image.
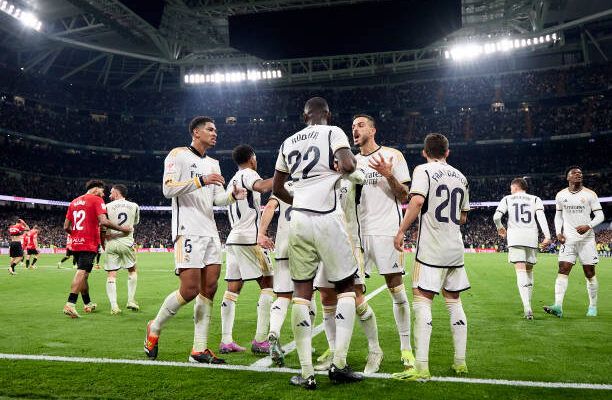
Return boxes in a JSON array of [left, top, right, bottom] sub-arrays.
[[313, 161, 383, 374], [544, 166, 605, 318], [258, 180, 320, 367], [219, 145, 274, 355], [493, 178, 551, 319], [273, 97, 363, 389], [352, 115, 414, 369], [144, 116, 246, 364], [104, 184, 141, 315], [392, 133, 470, 381]]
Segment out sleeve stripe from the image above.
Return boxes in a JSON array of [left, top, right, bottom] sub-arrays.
[[194, 177, 202, 189], [410, 190, 427, 196], [275, 167, 289, 173]]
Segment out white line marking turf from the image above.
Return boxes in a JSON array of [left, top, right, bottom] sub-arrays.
[[0, 353, 610, 390], [251, 283, 389, 368]]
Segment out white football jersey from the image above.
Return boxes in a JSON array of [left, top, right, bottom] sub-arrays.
[[555, 187, 602, 241], [495, 193, 545, 248], [275, 124, 350, 213], [339, 171, 364, 247], [106, 198, 140, 246], [410, 161, 469, 267], [355, 146, 411, 236], [271, 181, 294, 259], [226, 168, 263, 245], [163, 146, 232, 242]]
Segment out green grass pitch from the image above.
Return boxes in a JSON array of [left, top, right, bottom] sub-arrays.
[[1, 252, 611, 399]]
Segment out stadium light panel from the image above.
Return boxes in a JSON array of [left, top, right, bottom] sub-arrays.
[[0, 1, 42, 31], [184, 68, 282, 85], [446, 32, 561, 62]]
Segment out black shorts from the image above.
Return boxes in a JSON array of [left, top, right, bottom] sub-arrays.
[[66, 249, 74, 257], [73, 251, 97, 273], [9, 241, 23, 258], [27, 249, 39, 255]]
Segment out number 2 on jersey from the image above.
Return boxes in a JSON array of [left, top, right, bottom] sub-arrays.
[[118, 212, 128, 226], [287, 146, 320, 180], [434, 185, 464, 225], [72, 210, 86, 231]]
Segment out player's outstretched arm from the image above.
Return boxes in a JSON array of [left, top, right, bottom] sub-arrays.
[[394, 194, 425, 251], [272, 170, 293, 205], [252, 178, 274, 194], [335, 148, 356, 174], [368, 154, 410, 203], [535, 209, 551, 241], [258, 198, 278, 249], [493, 210, 506, 237]]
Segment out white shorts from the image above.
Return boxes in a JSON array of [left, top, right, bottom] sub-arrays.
[[288, 210, 358, 282], [273, 259, 294, 294], [412, 261, 470, 294], [559, 238, 599, 265], [225, 244, 273, 281], [362, 235, 405, 276], [174, 235, 221, 270], [104, 240, 136, 271], [314, 246, 365, 289], [508, 246, 538, 265]]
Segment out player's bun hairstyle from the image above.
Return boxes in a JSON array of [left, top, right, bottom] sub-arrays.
[[85, 179, 106, 190], [511, 177, 528, 191], [565, 165, 582, 176], [352, 114, 376, 128], [112, 184, 128, 197], [232, 144, 255, 165], [189, 116, 214, 136], [424, 133, 449, 159]]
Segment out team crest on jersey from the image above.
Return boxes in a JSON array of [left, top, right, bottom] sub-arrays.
[[580, 197, 586, 203], [165, 160, 176, 173]]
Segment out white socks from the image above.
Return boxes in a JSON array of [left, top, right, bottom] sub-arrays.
[[127, 272, 137, 303], [445, 298, 467, 366], [269, 296, 290, 339], [586, 276, 598, 307], [389, 284, 412, 351], [357, 301, 381, 352], [106, 278, 118, 309], [554, 274, 569, 306], [151, 290, 186, 335], [193, 294, 212, 352], [332, 292, 356, 369], [255, 289, 274, 342], [322, 304, 337, 352], [515, 269, 533, 313], [412, 295, 432, 371], [292, 298, 314, 378], [220, 291, 238, 344]]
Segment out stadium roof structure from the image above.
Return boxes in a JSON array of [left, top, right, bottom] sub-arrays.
[[0, 0, 611, 90]]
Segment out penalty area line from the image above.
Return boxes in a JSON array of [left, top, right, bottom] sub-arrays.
[[0, 353, 610, 390]]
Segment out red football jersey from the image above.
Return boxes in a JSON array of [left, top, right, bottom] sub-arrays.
[[66, 194, 107, 252], [8, 223, 26, 237], [26, 229, 38, 250], [66, 235, 73, 251], [22, 234, 29, 249]]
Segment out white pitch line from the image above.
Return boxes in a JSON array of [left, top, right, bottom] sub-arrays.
[[1, 353, 610, 391], [251, 283, 389, 368]]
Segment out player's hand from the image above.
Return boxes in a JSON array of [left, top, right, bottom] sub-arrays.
[[576, 225, 590, 235], [556, 233, 566, 244], [120, 225, 133, 234], [394, 230, 405, 252], [232, 184, 247, 200], [203, 173, 225, 186], [540, 238, 551, 248], [257, 233, 275, 250], [497, 227, 507, 238], [368, 154, 394, 178]]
